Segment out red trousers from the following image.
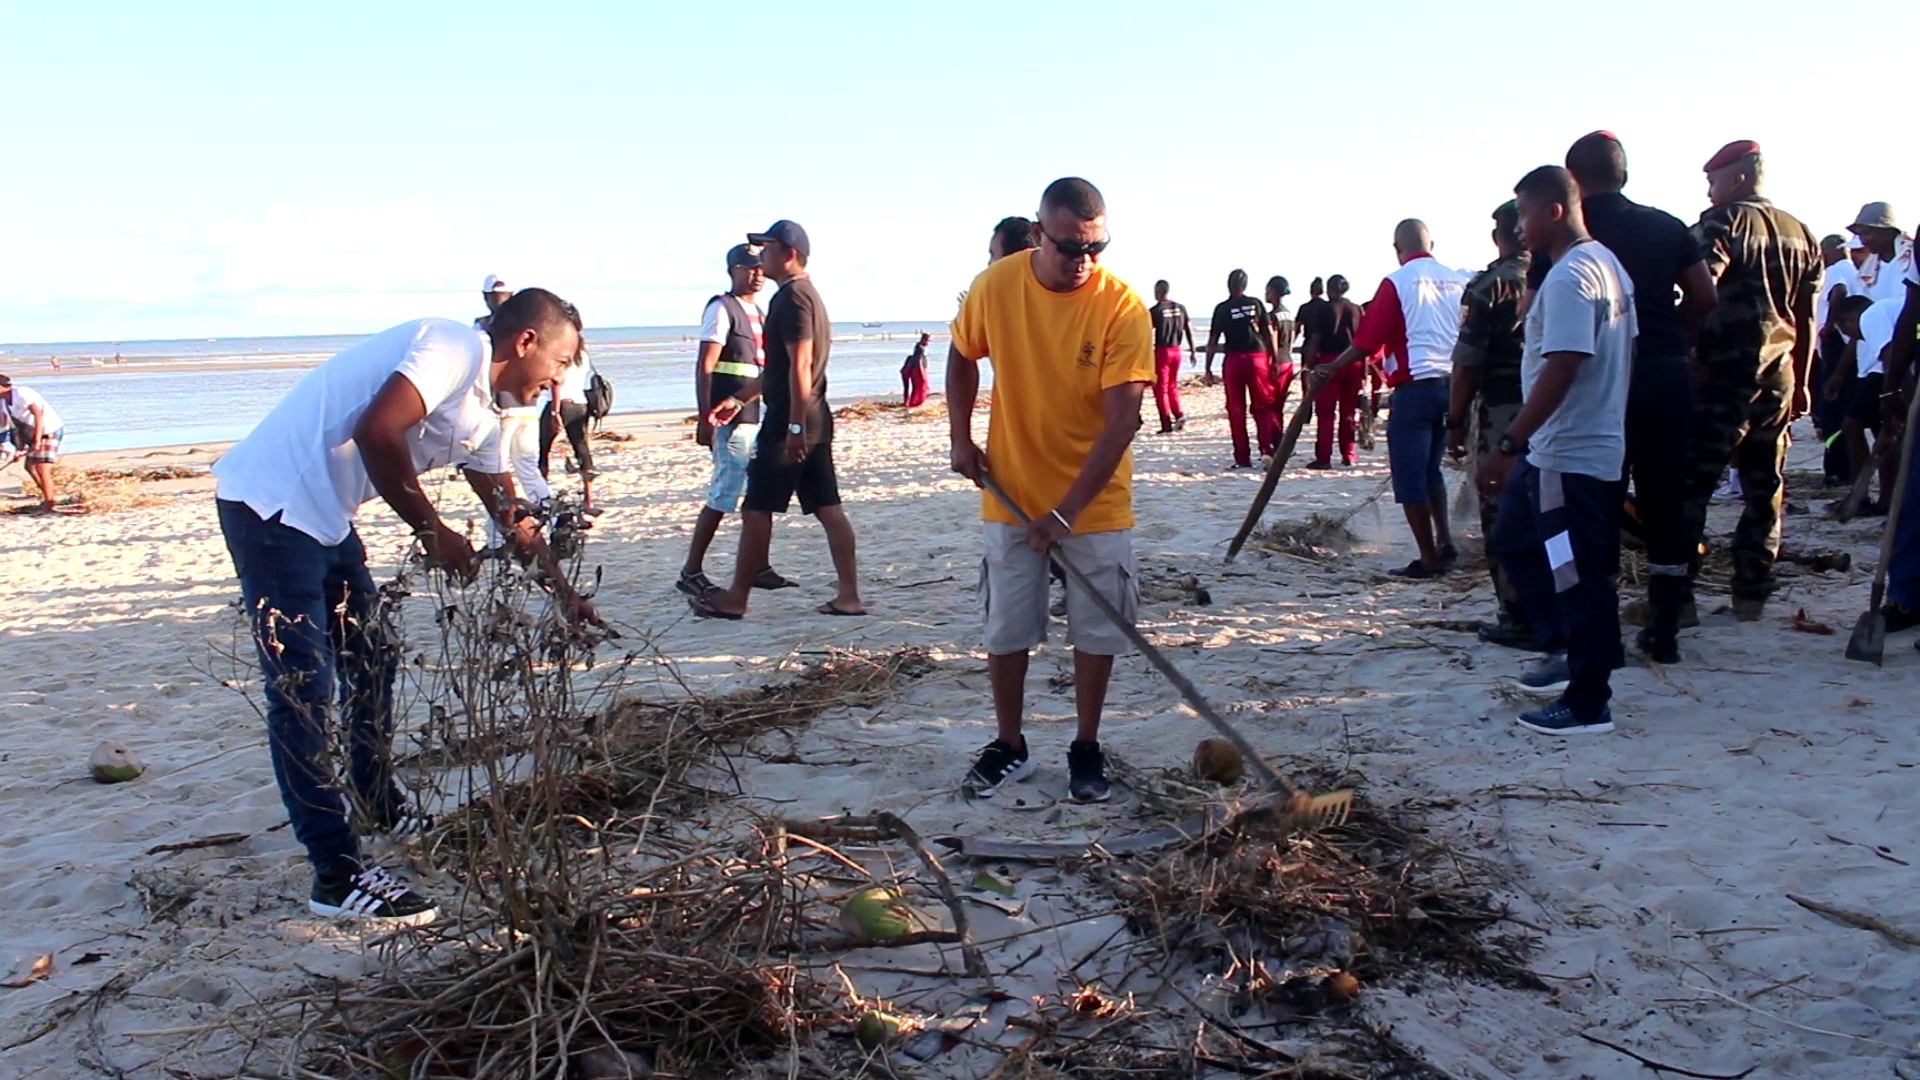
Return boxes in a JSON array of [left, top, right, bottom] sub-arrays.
[[1224, 351, 1280, 466], [902, 363, 928, 408], [1152, 345, 1185, 429], [1312, 355, 1365, 464]]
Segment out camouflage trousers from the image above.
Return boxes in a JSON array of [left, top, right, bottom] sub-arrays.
[[1477, 399, 1528, 626], [1679, 362, 1791, 601]]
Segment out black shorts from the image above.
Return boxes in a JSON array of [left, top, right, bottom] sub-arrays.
[[1848, 371, 1885, 428], [743, 437, 841, 515]]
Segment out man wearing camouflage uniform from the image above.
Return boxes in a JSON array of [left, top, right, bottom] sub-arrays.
[[1448, 200, 1532, 648], [1681, 140, 1821, 623]]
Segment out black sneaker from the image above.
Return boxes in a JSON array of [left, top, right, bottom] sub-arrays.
[[1478, 622, 1540, 651], [1067, 740, 1111, 803], [309, 863, 438, 925], [379, 810, 435, 840], [1507, 653, 1570, 696], [1516, 702, 1613, 736], [676, 569, 717, 597], [962, 738, 1034, 798], [1306, 459, 1334, 471], [1883, 603, 1920, 634]]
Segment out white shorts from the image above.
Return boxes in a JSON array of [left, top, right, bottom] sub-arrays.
[[980, 522, 1136, 656]]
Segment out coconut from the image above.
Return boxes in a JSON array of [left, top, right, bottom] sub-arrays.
[[853, 1010, 903, 1049], [1191, 737, 1244, 785], [838, 886, 916, 942], [1323, 970, 1362, 1002], [89, 741, 144, 784]]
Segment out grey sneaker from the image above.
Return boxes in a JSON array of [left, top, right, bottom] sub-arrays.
[[1507, 653, 1570, 696]]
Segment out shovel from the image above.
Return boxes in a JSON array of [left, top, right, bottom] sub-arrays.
[[1846, 385, 1920, 665], [977, 472, 1351, 831]]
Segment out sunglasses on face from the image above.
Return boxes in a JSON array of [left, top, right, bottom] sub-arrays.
[[1046, 233, 1110, 258]]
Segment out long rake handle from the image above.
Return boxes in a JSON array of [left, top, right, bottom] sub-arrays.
[[976, 473, 1303, 801], [1225, 385, 1320, 563]]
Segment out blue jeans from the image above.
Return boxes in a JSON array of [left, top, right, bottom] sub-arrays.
[[1386, 377, 1449, 505], [217, 499, 402, 876], [1888, 445, 1920, 610], [1492, 458, 1625, 720]]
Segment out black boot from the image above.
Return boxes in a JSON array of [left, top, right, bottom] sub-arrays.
[[1636, 576, 1686, 664]]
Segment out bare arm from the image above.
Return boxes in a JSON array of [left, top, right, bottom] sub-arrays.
[[1056, 382, 1148, 525], [1182, 309, 1197, 355], [353, 373, 481, 579], [1449, 366, 1482, 432], [1676, 261, 1718, 343], [946, 344, 986, 481], [1203, 326, 1222, 376], [788, 337, 814, 429], [694, 341, 722, 416]]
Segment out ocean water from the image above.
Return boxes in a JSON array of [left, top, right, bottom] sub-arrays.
[[0, 322, 967, 454]]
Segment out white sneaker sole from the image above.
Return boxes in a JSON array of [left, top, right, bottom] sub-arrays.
[[1069, 784, 1112, 804], [1514, 716, 1614, 736], [964, 757, 1036, 798], [308, 899, 440, 926], [1504, 676, 1570, 697]]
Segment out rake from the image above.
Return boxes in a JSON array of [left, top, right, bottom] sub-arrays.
[[978, 472, 1351, 831]]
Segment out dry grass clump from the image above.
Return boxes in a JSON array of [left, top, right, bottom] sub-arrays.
[[8, 464, 202, 514], [1248, 513, 1361, 562]]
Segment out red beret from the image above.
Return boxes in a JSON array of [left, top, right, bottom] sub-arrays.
[[1703, 140, 1760, 173]]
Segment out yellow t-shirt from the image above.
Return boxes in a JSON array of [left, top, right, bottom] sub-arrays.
[[951, 254, 1154, 532]]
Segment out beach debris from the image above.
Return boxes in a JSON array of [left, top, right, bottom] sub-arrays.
[[1192, 737, 1245, 785], [3, 954, 52, 988], [970, 869, 1016, 897], [1791, 608, 1834, 635], [838, 886, 917, 942], [1323, 970, 1362, 1002], [853, 1009, 904, 1049], [571, 1044, 653, 1079], [88, 741, 144, 783]]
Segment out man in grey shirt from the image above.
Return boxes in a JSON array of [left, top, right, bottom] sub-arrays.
[[1479, 166, 1637, 736]]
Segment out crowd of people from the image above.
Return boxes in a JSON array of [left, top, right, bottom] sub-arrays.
[[17, 145, 1908, 926]]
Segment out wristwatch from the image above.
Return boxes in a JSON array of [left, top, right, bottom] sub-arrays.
[[788, 422, 805, 435], [1445, 414, 1466, 431], [1496, 432, 1527, 457]]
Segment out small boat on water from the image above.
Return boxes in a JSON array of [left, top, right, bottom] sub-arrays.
[[860, 321, 884, 328]]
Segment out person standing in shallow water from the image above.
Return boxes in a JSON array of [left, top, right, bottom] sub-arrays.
[[902, 332, 932, 407]]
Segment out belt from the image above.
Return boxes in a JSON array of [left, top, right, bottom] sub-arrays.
[[714, 361, 761, 378]]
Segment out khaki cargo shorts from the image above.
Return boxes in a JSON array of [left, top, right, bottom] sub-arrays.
[[980, 522, 1136, 656]]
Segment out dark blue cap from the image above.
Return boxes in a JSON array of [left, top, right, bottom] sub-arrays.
[[747, 220, 810, 259]]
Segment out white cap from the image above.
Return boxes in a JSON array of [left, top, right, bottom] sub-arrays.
[[1844, 236, 1865, 251], [482, 274, 510, 293]]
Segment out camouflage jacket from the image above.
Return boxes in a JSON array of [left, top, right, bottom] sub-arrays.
[[1692, 197, 1819, 380], [1451, 252, 1530, 407]]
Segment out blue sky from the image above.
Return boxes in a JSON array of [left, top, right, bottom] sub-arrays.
[[2, 0, 1914, 343]]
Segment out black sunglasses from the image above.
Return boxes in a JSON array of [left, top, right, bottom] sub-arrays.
[[1045, 233, 1110, 258]]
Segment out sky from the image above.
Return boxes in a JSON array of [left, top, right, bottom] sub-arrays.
[[2, 0, 1915, 344]]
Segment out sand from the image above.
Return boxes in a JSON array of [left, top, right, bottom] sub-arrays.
[[2, 384, 1917, 1078]]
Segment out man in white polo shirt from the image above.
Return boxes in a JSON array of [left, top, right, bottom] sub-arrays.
[[212, 288, 587, 925], [1309, 219, 1474, 577], [0, 373, 65, 511]]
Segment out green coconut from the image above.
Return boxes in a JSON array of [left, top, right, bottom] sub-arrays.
[[838, 886, 916, 942], [853, 1010, 903, 1049], [89, 741, 144, 784]]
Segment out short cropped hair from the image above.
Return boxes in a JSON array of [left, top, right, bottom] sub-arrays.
[[993, 215, 1035, 256], [1227, 269, 1248, 292], [491, 287, 582, 340], [1514, 165, 1580, 208], [1039, 177, 1105, 220]]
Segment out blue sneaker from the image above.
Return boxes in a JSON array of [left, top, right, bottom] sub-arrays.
[[1516, 702, 1613, 736], [1506, 653, 1570, 696]]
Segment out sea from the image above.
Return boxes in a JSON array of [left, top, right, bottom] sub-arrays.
[[0, 322, 970, 454]]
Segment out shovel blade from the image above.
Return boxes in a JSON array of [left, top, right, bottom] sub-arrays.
[[1845, 611, 1886, 666]]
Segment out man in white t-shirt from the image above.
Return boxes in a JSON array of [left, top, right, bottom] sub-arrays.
[[0, 374, 65, 511], [211, 287, 588, 925], [1815, 235, 1863, 485], [473, 273, 512, 333], [1828, 294, 1902, 513], [1851, 203, 1913, 306], [1481, 165, 1637, 737], [679, 243, 791, 596]]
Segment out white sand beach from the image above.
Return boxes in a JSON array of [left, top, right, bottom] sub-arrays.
[[3, 385, 1917, 1078]]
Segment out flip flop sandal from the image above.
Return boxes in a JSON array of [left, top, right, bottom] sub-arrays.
[[752, 568, 798, 590], [688, 593, 742, 620], [817, 602, 866, 617]]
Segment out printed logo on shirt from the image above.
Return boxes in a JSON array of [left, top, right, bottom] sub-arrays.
[[1077, 340, 1097, 369]]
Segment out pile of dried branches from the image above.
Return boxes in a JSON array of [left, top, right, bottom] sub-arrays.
[[8, 463, 201, 513], [1247, 513, 1360, 562]]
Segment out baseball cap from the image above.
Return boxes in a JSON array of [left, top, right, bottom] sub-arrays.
[[726, 244, 761, 271], [1702, 140, 1760, 173], [1845, 236, 1865, 251], [482, 274, 510, 293], [746, 220, 810, 259], [1849, 201, 1901, 233]]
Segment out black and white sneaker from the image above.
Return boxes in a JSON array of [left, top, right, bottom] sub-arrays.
[[962, 737, 1034, 798], [1506, 653, 1570, 696], [380, 810, 435, 840], [1067, 740, 1111, 803], [309, 863, 439, 925]]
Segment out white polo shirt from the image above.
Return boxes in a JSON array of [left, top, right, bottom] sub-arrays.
[[1858, 237, 1914, 305], [1856, 297, 1902, 378], [214, 318, 501, 545], [2, 384, 63, 434]]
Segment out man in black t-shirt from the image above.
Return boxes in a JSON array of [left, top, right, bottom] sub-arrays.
[[1532, 132, 1717, 662], [1148, 280, 1195, 432], [1301, 274, 1367, 467], [695, 220, 866, 620], [1205, 269, 1279, 468]]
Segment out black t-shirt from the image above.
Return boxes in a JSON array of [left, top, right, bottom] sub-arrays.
[[1527, 192, 1702, 360], [1150, 300, 1190, 348], [760, 276, 833, 446], [1211, 296, 1269, 353], [1300, 297, 1360, 355]]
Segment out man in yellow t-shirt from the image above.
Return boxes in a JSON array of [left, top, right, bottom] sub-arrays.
[[947, 176, 1154, 803]]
